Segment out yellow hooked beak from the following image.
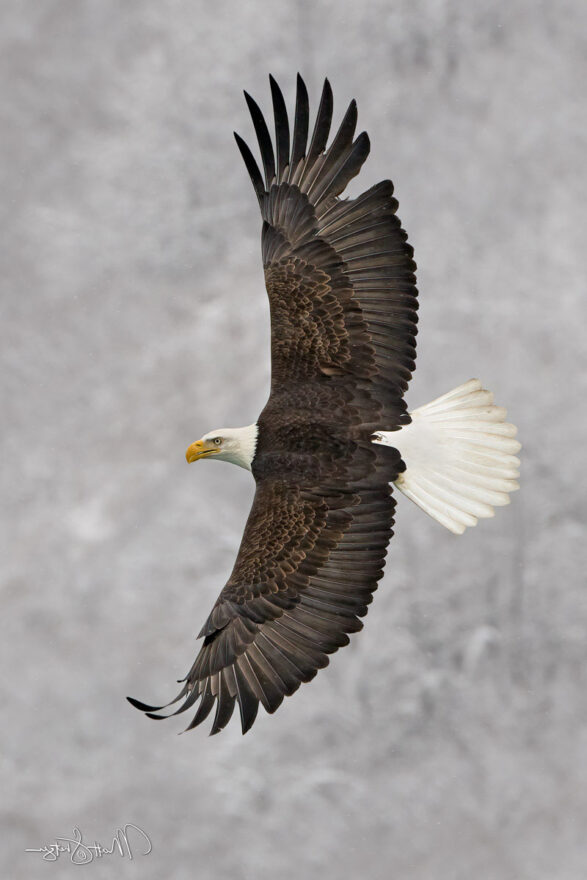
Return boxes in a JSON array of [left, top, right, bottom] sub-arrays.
[[185, 438, 220, 463]]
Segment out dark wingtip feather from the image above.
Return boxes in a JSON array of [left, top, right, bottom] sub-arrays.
[[316, 98, 358, 177], [244, 89, 276, 189], [210, 695, 237, 735], [234, 131, 265, 202], [182, 684, 216, 732], [307, 78, 334, 162], [234, 662, 260, 733], [127, 696, 166, 713], [351, 131, 371, 167], [240, 707, 258, 735], [269, 74, 290, 180], [310, 129, 371, 205], [290, 74, 310, 174]]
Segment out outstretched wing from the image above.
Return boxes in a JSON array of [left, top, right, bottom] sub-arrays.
[[129, 442, 400, 734], [235, 74, 418, 424], [128, 77, 413, 734]]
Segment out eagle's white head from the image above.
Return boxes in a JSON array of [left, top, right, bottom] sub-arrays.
[[185, 424, 258, 471]]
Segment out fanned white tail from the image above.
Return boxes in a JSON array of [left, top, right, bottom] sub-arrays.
[[373, 379, 521, 534]]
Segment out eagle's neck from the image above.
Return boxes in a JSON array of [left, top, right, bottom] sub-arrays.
[[223, 423, 259, 471]]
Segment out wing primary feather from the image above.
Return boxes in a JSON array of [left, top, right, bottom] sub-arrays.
[[209, 672, 237, 735], [234, 132, 265, 201], [323, 99, 357, 168], [289, 73, 309, 177], [126, 686, 188, 714], [142, 684, 203, 720], [222, 663, 238, 698], [311, 132, 370, 205], [234, 659, 260, 733], [126, 696, 169, 713], [247, 642, 288, 709], [244, 90, 276, 189], [182, 682, 215, 732], [306, 78, 333, 164], [240, 652, 270, 710], [269, 74, 290, 181], [164, 682, 205, 718], [209, 671, 220, 697]]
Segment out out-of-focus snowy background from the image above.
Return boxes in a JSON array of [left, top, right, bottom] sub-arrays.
[[2, 1, 586, 878]]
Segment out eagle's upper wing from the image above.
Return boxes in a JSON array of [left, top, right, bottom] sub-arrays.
[[129, 441, 400, 734], [236, 75, 418, 424]]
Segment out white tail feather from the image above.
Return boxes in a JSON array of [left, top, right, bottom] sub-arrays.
[[373, 379, 521, 534]]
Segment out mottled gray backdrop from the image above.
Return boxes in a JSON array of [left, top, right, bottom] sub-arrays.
[[2, 1, 586, 878]]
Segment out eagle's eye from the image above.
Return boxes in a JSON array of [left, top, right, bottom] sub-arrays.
[[213, 437, 222, 446]]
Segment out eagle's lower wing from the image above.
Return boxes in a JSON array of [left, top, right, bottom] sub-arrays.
[[129, 447, 399, 734], [236, 75, 418, 423]]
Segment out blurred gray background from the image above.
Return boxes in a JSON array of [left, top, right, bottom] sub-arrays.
[[2, 1, 586, 878]]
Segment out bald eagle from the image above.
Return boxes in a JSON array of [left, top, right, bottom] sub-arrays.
[[128, 75, 520, 735]]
